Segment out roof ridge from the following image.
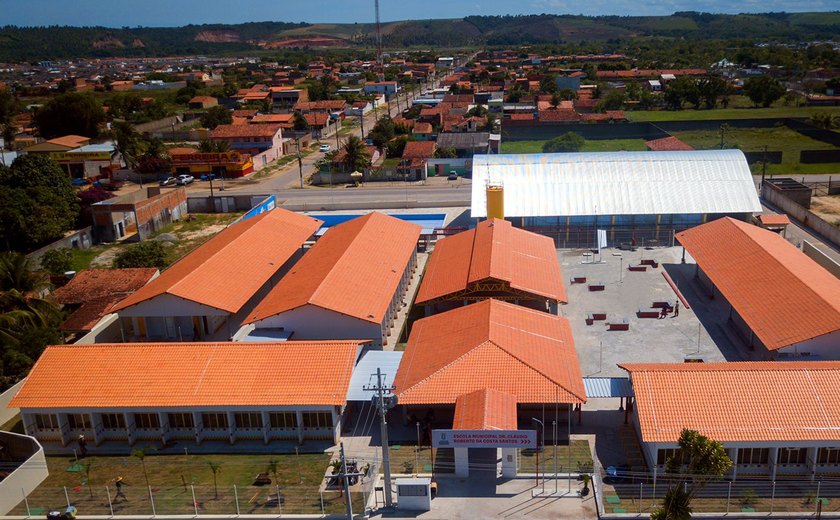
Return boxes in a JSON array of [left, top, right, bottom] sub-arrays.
[[399, 339, 498, 398], [309, 213, 374, 305]]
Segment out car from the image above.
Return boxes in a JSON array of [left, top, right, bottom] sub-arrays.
[[199, 173, 217, 181], [176, 174, 194, 185], [319, 144, 331, 152], [447, 171, 458, 181], [158, 176, 177, 186], [71, 178, 88, 186]]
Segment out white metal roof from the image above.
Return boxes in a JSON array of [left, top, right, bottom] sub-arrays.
[[471, 150, 762, 218], [346, 350, 403, 402]]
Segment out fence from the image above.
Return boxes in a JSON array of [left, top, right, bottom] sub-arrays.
[[11, 484, 367, 518], [523, 226, 677, 250]]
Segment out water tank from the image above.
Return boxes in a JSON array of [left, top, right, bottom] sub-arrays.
[[486, 186, 504, 220]]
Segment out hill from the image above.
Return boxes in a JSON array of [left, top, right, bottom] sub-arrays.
[[1, 11, 838, 62]]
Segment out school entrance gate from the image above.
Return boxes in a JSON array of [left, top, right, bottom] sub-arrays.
[[432, 429, 537, 478]]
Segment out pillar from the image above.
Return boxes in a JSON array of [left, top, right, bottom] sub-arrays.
[[807, 447, 818, 481], [91, 413, 103, 446], [332, 407, 341, 444], [770, 447, 779, 480], [227, 411, 236, 445], [124, 412, 136, 446], [262, 412, 271, 445], [296, 411, 305, 444], [731, 448, 739, 481], [501, 448, 517, 478], [159, 412, 170, 445], [454, 448, 469, 478], [57, 413, 71, 447], [193, 412, 204, 445]]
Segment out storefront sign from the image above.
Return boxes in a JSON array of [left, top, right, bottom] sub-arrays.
[[432, 429, 536, 449], [51, 151, 112, 162], [171, 152, 242, 164]]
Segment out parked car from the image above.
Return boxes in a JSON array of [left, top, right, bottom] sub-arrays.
[[158, 176, 177, 186], [319, 144, 331, 152], [71, 178, 88, 186], [176, 174, 195, 185], [447, 171, 458, 181], [199, 173, 217, 181]]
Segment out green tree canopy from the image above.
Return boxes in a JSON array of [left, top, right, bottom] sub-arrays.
[[114, 241, 170, 270], [542, 132, 585, 153], [664, 77, 700, 110], [743, 76, 786, 107], [39, 248, 73, 276], [199, 105, 232, 130], [34, 92, 105, 139], [341, 135, 371, 172]]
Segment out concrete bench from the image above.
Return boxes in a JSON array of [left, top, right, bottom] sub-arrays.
[[637, 308, 660, 319], [608, 319, 630, 331], [588, 282, 606, 291], [651, 301, 671, 308], [640, 259, 659, 268], [619, 243, 638, 251], [628, 264, 647, 272], [585, 312, 607, 325], [570, 276, 587, 284]]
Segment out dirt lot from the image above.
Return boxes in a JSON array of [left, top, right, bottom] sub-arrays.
[[810, 195, 840, 227]]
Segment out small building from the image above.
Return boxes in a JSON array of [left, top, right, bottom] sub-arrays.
[[676, 217, 840, 358], [50, 144, 120, 181], [622, 361, 840, 482], [112, 209, 322, 341], [23, 135, 91, 154], [51, 268, 159, 341], [9, 341, 365, 451], [210, 124, 283, 155], [754, 213, 791, 237], [188, 96, 219, 109], [270, 86, 309, 109], [169, 148, 254, 178], [364, 81, 400, 97], [435, 132, 491, 157], [244, 212, 421, 348], [91, 187, 188, 242], [416, 218, 566, 315], [399, 141, 436, 181]]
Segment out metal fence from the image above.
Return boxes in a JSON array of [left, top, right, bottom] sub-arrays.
[[11, 484, 369, 517], [523, 227, 677, 250]]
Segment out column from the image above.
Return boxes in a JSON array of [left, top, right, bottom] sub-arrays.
[[227, 411, 236, 445], [807, 447, 818, 481], [770, 447, 779, 480], [262, 412, 271, 445], [124, 412, 136, 446], [159, 412, 170, 445], [91, 413, 103, 446], [193, 412, 204, 445], [501, 448, 517, 478], [730, 448, 739, 481], [57, 413, 71, 446], [296, 411, 305, 444], [454, 448, 469, 478]]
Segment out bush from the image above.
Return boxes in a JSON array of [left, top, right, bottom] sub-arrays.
[[114, 241, 169, 269], [543, 132, 585, 153], [39, 248, 73, 275]]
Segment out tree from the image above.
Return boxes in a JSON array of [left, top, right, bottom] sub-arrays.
[[549, 92, 562, 109], [597, 90, 626, 111], [199, 106, 232, 130], [293, 112, 310, 132], [435, 147, 457, 159], [743, 76, 785, 108], [807, 112, 837, 130], [539, 75, 558, 94], [0, 253, 48, 294], [34, 92, 105, 139], [39, 248, 73, 276], [697, 76, 728, 109], [114, 241, 169, 269], [82, 461, 94, 499], [651, 429, 733, 520], [267, 459, 280, 485], [341, 136, 371, 172], [0, 155, 79, 250], [132, 446, 155, 488], [207, 460, 221, 499], [198, 140, 229, 153], [111, 121, 143, 169], [0, 87, 16, 162], [664, 77, 700, 110], [78, 186, 115, 226], [542, 132, 585, 153]]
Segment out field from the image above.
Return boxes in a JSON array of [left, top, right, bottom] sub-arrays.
[[626, 105, 840, 123], [12, 453, 365, 516], [502, 139, 648, 154]]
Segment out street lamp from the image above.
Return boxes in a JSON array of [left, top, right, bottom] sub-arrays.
[[531, 417, 545, 494]]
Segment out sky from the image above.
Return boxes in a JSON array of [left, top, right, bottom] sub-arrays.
[[1, 0, 836, 27]]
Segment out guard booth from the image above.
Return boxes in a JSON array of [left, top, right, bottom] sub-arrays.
[[431, 388, 537, 478], [396, 478, 432, 511]]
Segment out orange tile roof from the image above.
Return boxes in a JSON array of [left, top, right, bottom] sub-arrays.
[[416, 219, 565, 305], [621, 361, 840, 443], [645, 136, 694, 151], [402, 141, 436, 160], [52, 268, 158, 305], [210, 124, 281, 139], [453, 388, 518, 430], [250, 114, 294, 124], [394, 299, 586, 405], [676, 218, 840, 351], [9, 341, 362, 409], [47, 135, 90, 148], [757, 213, 791, 226], [246, 212, 421, 324], [113, 209, 322, 314]]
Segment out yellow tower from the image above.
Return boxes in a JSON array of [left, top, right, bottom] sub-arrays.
[[486, 185, 504, 220]]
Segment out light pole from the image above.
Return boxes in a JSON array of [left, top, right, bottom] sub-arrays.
[[531, 418, 545, 494]]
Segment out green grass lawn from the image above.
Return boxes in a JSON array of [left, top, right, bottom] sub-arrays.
[[13, 453, 365, 516], [626, 105, 840, 122], [502, 139, 648, 154], [671, 126, 840, 175], [517, 441, 593, 473], [68, 247, 105, 272]]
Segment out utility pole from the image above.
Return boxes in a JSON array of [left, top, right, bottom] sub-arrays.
[[364, 368, 395, 508], [359, 113, 365, 139], [295, 136, 304, 189], [331, 442, 365, 520]]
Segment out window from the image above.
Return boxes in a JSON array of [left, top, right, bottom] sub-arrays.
[[202, 413, 229, 430], [234, 412, 263, 430], [101, 413, 126, 430], [269, 412, 297, 429], [818, 448, 840, 465], [168, 413, 194, 429], [302, 412, 333, 429], [778, 447, 807, 465], [67, 414, 92, 430], [398, 485, 428, 497], [134, 413, 160, 429], [737, 448, 769, 465], [34, 414, 59, 430], [656, 448, 683, 466]]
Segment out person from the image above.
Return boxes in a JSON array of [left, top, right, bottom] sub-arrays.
[[114, 476, 127, 501], [77, 435, 87, 458], [659, 305, 668, 319], [674, 301, 680, 317]]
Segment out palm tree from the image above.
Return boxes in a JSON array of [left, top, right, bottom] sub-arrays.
[[207, 460, 221, 499], [111, 121, 142, 169], [650, 485, 692, 520], [132, 446, 155, 488], [342, 135, 370, 173], [0, 252, 48, 294], [267, 459, 279, 485], [550, 92, 562, 109]]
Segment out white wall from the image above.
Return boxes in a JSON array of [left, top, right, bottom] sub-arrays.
[[777, 330, 840, 360], [0, 432, 48, 515], [254, 304, 382, 344]]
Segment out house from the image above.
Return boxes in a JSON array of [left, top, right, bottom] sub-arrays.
[[412, 122, 434, 141], [169, 147, 254, 179], [244, 212, 421, 348], [209, 124, 283, 155], [622, 361, 840, 482], [399, 141, 436, 180], [364, 81, 399, 97], [270, 86, 308, 109], [50, 268, 159, 340], [23, 135, 91, 154], [416, 219, 566, 315], [10, 341, 365, 451], [345, 100, 373, 117], [91, 187, 188, 242], [435, 132, 491, 157], [112, 209, 322, 341], [188, 96, 218, 109], [675, 217, 840, 358], [645, 136, 694, 151]]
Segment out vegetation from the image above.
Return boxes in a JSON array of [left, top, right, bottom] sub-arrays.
[[504, 138, 647, 154], [34, 92, 106, 139], [0, 154, 79, 251], [340, 136, 371, 172], [743, 76, 786, 108], [542, 132, 585, 153], [199, 105, 232, 130], [113, 241, 170, 269], [39, 248, 73, 276]]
